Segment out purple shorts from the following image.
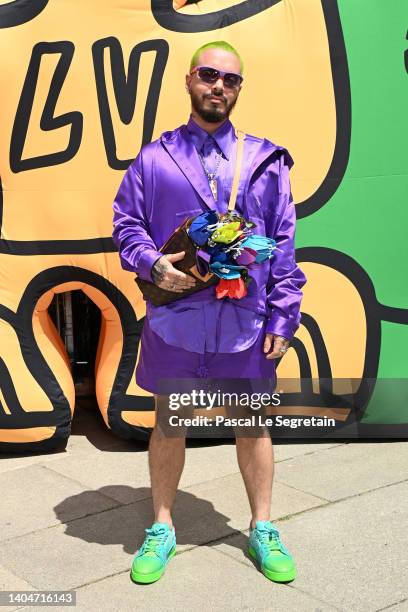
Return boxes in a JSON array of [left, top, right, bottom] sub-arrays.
[[136, 316, 277, 395]]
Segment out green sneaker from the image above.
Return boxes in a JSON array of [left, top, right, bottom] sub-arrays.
[[131, 522, 176, 584], [248, 520, 296, 582]]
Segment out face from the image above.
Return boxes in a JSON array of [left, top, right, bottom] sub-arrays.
[[186, 48, 242, 123]]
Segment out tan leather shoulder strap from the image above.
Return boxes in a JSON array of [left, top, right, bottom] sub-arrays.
[[227, 129, 246, 212]]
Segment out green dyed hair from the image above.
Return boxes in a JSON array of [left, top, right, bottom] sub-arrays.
[[189, 41, 243, 74]]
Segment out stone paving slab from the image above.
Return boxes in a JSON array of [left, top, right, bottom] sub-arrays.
[[0, 469, 325, 591], [175, 473, 326, 550], [0, 465, 120, 542], [0, 404, 344, 478], [0, 398, 347, 473], [0, 438, 343, 476], [225, 480, 407, 612], [385, 601, 408, 611], [15, 545, 339, 612], [273, 441, 346, 463], [1, 428, 406, 612], [38, 440, 334, 507], [0, 503, 145, 591], [39, 443, 241, 505], [0, 450, 73, 475], [0, 564, 36, 612], [274, 442, 408, 501]]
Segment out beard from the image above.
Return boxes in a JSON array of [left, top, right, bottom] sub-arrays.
[[190, 89, 238, 123]]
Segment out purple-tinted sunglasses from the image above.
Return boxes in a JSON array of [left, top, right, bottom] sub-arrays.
[[190, 65, 243, 89]]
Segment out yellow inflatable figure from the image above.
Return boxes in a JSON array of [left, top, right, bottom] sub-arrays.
[[0, 0, 359, 451]]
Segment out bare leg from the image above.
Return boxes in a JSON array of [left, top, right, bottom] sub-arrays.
[[148, 394, 186, 529], [235, 431, 274, 530]]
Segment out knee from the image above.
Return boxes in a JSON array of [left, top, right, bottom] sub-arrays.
[[152, 422, 187, 439]]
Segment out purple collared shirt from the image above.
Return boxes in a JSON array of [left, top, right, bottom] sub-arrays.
[[112, 117, 307, 347], [146, 115, 265, 354]]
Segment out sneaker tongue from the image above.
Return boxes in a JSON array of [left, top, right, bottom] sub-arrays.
[[143, 523, 169, 556], [151, 522, 169, 534], [256, 520, 274, 531], [256, 520, 280, 545]]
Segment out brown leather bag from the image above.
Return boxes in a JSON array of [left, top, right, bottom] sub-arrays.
[[135, 129, 246, 306]]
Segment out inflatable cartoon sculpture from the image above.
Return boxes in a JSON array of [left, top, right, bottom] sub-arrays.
[[0, 0, 407, 451]]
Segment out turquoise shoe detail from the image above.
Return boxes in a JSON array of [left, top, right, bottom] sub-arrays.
[[131, 522, 176, 584], [248, 520, 296, 582]]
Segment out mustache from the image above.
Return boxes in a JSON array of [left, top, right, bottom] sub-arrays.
[[204, 93, 227, 102]]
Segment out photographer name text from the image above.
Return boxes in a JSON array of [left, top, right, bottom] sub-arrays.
[[168, 415, 336, 429]]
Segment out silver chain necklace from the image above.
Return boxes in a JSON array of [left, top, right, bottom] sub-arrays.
[[197, 148, 223, 201]]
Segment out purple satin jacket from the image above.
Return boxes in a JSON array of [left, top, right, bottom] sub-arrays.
[[142, 116, 266, 354], [112, 117, 307, 342]]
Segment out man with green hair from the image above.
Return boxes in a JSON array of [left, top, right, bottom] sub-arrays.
[[190, 40, 244, 73], [113, 40, 306, 585]]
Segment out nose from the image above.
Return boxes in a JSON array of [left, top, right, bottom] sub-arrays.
[[213, 77, 224, 90]]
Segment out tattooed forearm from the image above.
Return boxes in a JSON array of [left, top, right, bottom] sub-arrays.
[[151, 257, 167, 285]]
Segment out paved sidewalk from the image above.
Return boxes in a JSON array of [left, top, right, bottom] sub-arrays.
[[0, 401, 407, 612]]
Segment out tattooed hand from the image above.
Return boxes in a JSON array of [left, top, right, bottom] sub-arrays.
[[151, 251, 197, 292]]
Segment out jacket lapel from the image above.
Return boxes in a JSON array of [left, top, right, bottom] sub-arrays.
[[161, 126, 218, 212], [160, 125, 294, 210]]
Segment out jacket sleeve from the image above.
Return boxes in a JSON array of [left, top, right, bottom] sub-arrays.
[[112, 153, 162, 282], [265, 155, 307, 340]]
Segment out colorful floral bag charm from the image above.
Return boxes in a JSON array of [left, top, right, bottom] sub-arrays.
[[187, 210, 276, 299]]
